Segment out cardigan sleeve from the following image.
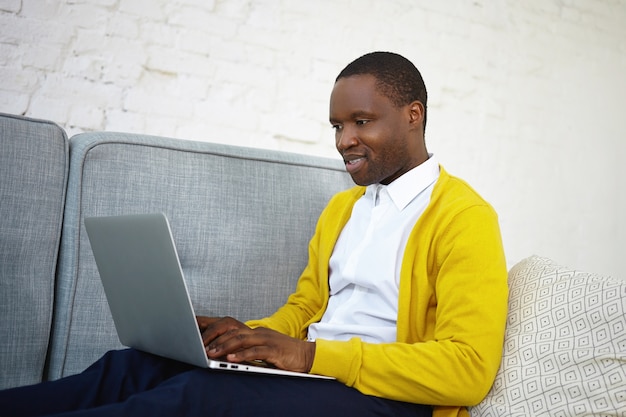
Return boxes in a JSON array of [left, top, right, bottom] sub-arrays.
[[244, 236, 327, 339], [245, 187, 360, 338]]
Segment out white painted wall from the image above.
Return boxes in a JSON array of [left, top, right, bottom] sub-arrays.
[[1, 0, 624, 278]]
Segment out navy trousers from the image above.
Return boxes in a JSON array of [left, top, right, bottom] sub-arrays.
[[0, 349, 432, 417]]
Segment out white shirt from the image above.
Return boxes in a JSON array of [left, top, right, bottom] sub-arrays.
[[307, 155, 440, 343]]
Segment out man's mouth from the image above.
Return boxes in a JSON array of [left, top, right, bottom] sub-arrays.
[[343, 156, 366, 174], [345, 157, 364, 165]]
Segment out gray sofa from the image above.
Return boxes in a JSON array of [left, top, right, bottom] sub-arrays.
[[1, 113, 624, 416], [0, 112, 354, 386]]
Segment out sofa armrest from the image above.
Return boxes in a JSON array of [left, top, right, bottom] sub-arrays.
[[0, 113, 68, 388]]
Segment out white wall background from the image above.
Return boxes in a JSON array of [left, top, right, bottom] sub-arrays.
[[1, 0, 625, 278]]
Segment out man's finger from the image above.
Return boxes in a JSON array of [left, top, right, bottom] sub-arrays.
[[201, 317, 249, 347]]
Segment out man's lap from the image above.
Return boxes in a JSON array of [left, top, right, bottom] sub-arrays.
[[0, 349, 431, 417]]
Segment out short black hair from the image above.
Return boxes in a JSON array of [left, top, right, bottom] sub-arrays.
[[336, 51, 428, 132]]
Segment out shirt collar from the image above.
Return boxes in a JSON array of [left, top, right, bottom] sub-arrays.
[[365, 154, 440, 211]]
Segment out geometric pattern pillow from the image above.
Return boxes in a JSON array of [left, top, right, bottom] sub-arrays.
[[470, 255, 626, 417]]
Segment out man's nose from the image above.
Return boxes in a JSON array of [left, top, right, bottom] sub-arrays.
[[336, 126, 358, 152]]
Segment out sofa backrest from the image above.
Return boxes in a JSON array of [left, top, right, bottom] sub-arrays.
[[46, 132, 354, 380], [0, 113, 69, 389]]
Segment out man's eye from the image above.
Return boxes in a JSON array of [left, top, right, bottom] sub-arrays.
[[356, 120, 369, 126], [331, 124, 342, 131]]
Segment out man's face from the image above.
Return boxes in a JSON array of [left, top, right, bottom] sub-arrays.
[[329, 74, 425, 186]]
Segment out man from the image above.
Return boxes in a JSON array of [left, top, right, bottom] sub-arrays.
[[0, 52, 508, 417]]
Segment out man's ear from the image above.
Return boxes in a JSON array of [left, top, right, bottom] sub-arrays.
[[408, 101, 425, 129]]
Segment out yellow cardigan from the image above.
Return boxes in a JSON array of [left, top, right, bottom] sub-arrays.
[[247, 167, 508, 417]]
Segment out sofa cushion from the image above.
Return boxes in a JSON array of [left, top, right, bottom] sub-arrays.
[[471, 255, 626, 416], [0, 113, 68, 388], [47, 132, 354, 380]]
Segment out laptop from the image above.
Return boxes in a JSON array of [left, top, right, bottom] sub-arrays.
[[84, 212, 333, 380]]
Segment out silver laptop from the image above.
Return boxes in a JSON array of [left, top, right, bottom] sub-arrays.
[[84, 213, 333, 380]]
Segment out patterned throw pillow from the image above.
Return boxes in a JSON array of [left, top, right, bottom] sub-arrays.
[[470, 255, 626, 417]]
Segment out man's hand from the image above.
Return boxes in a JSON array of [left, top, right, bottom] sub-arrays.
[[196, 316, 315, 373]]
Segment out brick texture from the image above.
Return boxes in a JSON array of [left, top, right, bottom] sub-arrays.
[[0, 0, 625, 278]]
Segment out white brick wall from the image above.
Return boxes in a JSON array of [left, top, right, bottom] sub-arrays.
[[1, 0, 625, 278]]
